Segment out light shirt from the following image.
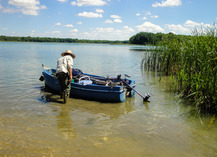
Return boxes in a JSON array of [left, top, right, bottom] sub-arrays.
[[56, 55, 73, 74]]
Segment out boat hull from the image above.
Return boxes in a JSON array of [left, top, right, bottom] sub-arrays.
[[42, 69, 135, 102]]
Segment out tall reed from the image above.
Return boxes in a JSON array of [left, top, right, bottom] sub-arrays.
[[144, 25, 217, 113]]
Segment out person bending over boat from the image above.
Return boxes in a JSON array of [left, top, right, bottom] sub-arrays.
[[56, 50, 76, 103]]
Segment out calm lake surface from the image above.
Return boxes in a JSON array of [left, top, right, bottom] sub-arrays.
[[0, 42, 217, 156]]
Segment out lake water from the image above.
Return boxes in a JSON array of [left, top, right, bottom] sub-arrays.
[[0, 42, 217, 156]]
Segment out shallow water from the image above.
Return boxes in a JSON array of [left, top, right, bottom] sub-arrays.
[[0, 42, 217, 156]]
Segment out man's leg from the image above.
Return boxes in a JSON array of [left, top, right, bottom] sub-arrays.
[[57, 73, 65, 99], [64, 75, 71, 99]]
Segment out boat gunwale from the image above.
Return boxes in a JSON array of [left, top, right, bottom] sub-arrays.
[[42, 69, 132, 93]]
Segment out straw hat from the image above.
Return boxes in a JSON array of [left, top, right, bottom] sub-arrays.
[[61, 50, 76, 59]]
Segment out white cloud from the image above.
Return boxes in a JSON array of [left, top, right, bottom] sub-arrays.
[[183, 20, 212, 31], [64, 24, 74, 27], [203, 24, 212, 28], [55, 23, 62, 26], [0, 7, 17, 13], [71, 0, 107, 6], [184, 20, 202, 28], [114, 19, 122, 23], [21, 9, 37, 15], [87, 27, 133, 40], [40, 5, 47, 9], [110, 15, 121, 19], [152, 0, 182, 7], [70, 29, 78, 32], [0, 4, 17, 13], [30, 30, 36, 35], [145, 11, 151, 15], [136, 13, 140, 16], [51, 31, 61, 34], [7, 0, 47, 15], [151, 15, 158, 18], [123, 26, 135, 33], [96, 9, 104, 13], [81, 32, 91, 37], [96, 27, 114, 33], [1, 28, 8, 30], [57, 0, 67, 2], [141, 11, 159, 20], [165, 24, 191, 34], [164, 21, 213, 35], [65, 26, 135, 40], [77, 22, 83, 24], [78, 12, 103, 18], [136, 22, 164, 32], [104, 19, 113, 23]]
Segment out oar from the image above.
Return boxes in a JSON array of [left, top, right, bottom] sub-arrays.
[[121, 79, 150, 102]]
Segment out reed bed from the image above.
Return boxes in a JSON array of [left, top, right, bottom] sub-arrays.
[[144, 25, 217, 113]]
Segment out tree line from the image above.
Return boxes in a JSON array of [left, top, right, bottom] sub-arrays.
[[129, 32, 192, 45], [0, 32, 191, 45], [0, 35, 128, 44]]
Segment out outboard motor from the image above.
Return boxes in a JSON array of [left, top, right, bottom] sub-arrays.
[[117, 74, 121, 81]]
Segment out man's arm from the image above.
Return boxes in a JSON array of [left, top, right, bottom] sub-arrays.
[[68, 68, 72, 82], [67, 56, 73, 82]]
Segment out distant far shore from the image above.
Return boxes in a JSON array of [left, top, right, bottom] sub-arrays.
[[0, 35, 129, 45]]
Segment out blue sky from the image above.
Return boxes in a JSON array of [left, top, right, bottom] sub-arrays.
[[0, 0, 216, 40]]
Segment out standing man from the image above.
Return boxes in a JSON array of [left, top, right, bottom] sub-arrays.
[[56, 50, 76, 103]]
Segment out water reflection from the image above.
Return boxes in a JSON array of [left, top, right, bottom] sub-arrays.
[[39, 86, 63, 103], [40, 86, 136, 120], [143, 102, 150, 110], [129, 46, 156, 51], [39, 88, 76, 139], [56, 104, 76, 139], [39, 86, 137, 141]]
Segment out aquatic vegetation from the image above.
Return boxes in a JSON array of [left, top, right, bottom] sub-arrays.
[[144, 25, 217, 113]]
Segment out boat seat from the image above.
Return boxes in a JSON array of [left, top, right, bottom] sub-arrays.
[[92, 79, 108, 85]]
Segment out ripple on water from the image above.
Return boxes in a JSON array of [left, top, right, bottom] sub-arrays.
[[0, 42, 217, 157]]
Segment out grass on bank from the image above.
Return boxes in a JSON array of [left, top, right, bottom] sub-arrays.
[[144, 25, 217, 114]]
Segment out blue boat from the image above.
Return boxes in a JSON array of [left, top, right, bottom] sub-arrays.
[[41, 68, 136, 102]]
